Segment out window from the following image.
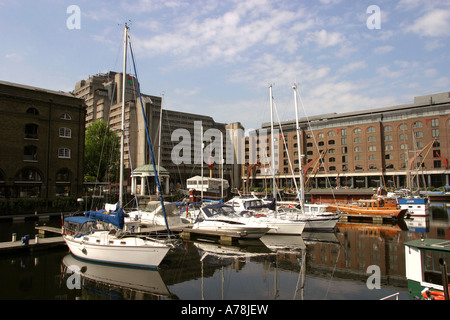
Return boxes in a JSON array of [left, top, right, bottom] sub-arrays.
[[414, 131, 423, 138], [368, 136, 376, 142], [328, 140, 335, 145], [318, 133, 324, 138], [328, 148, 335, 154], [354, 146, 362, 152], [369, 164, 377, 170], [400, 133, 408, 140], [318, 141, 324, 146], [355, 165, 363, 171], [384, 125, 392, 132], [354, 128, 361, 134], [384, 135, 392, 142], [341, 129, 347, 136], [26, 108, 39, 115], [386, 164, 394, 169], [399, 124, 407, 131], [385, 154, 393, 160], [60, 113, 72, 120], [355, 155, 362, 161], [341, 138, 347, 145], [369, 154, 377, 161], [16, 168, 42, 182], [431, 118, 439, 127], [24, 146, 38, 161], [342, 156, 348, 163], [400, 144, 408, 150], [328, 131, 335, 137], [58, 148, 71, 159], [368, 126, 375, 133], [385, 145, 393, 151], [329, 157, 336, 162], [432, 129, 439, 137], [434, 160, 442, 168], [354, 137, 362, 143], [25, 124, 38, 139], [59, 127, 72, 138], [368, 146, 376, 152], [413, 121, 422, 128], [329, 166, 336, 171]]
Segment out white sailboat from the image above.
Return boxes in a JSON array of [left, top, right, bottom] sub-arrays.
[[63, 24, 173, 269], [264, 84, 340, 231]]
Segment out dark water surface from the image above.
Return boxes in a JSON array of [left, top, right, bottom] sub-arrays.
[[0, 203, 448, 301]]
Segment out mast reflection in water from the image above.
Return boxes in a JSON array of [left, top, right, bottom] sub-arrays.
[[1, 202, 449, 300]]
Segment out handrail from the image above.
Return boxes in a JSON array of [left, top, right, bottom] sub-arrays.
[[380, 292, 400, 300]]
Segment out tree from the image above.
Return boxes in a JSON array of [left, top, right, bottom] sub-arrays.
[[84, 119, 120, 182]]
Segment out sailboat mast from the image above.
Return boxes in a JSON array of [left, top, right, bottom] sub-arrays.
[[119, 23, 128, 207], [293, 84, 305, 211], [269, 85, 276, 200]]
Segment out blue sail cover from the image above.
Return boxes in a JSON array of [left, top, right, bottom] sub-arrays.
[[84, 208, 125, 229]]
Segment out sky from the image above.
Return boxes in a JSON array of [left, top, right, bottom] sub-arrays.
[[1, 0, 449, 132]]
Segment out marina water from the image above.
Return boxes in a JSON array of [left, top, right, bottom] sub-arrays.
[[0, 203, 448, 300]]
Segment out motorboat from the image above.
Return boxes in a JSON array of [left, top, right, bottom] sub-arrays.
[[276, 203, 341, 231], [127, 201, 183, 227], [193, 203, 271, 239], [226, 196, 305, 235]]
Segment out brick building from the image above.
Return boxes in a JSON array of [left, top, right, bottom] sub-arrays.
[[0, 80, 86, 200], [244, 92, 450, 190]]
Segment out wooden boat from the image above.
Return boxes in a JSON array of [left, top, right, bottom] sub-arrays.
[[328, 197, 407, 219]]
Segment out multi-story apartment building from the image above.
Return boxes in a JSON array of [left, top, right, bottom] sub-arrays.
[[244, 92, 450, 191], [0, 80, 86, 199], [73, 72, 241, 193]]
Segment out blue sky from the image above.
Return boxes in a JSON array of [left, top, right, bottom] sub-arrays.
[[1, 0, 449, 131]]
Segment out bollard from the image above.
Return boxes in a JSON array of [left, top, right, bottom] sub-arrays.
[[35, 234, 39, 244], [12, 233, 16, 242], [21, 234, 29, 246]]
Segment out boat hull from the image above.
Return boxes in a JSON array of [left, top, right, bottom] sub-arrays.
[[192, 222, 270, 239], [64, 235, 170, 269], [329, 204, 406, 219], [265, 221, 305, 235]]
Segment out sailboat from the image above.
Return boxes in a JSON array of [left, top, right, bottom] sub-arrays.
[[263, 84, 340, 231], [63, 24, 173, 269]]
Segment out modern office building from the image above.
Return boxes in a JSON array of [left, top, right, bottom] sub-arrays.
[[0, 80, 86, 199], [73, 72, 240, 193], [244, 92, 450, 191]]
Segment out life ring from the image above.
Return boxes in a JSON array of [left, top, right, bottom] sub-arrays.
[[422, 288, 446, 300]]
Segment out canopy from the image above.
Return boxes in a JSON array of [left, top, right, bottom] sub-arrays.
[[83, 208, 125, 229]]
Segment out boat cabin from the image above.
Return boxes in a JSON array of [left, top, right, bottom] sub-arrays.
[[405, 239, 450, 299]]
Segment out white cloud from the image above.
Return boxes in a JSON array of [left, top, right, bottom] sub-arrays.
[[338, 61, 367, 74], [374, 45, 394, 54], [406, 9, 450, 37], [310, 29, 345, 48]]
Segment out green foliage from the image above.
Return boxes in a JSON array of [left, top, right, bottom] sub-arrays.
[[84, 119, 120, 183]]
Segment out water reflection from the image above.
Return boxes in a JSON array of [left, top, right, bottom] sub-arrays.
[[1, 202, 449, 300]]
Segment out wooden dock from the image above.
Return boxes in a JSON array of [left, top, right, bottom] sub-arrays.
[[178, 226, 249, 245], [0, 236, 66, 254]]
